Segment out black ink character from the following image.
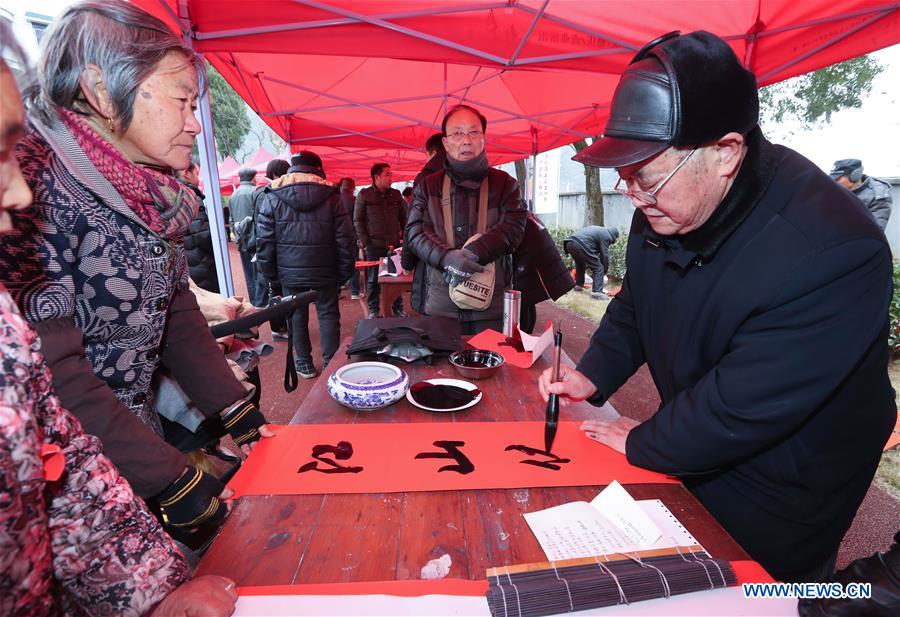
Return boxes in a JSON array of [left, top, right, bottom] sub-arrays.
[[298, 441, 363, 474], [505, 444, 571, 470], [414, 440, 475, 474]]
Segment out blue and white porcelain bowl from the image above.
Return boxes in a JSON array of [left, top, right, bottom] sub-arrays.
[[327, 361, 409, 411]]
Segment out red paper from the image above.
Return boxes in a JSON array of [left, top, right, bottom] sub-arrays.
[[227, 422, 675, 498], [732, 560, 776, 585], [884, 414, 900, 451], [468, 325, 552, 368], [238, 578, 487, 597], [40, 443, 65, 482]]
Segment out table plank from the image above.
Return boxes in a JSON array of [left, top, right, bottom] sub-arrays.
[[396, 491, 469, 580], [197, 495, 324, 586], [295, 493, 403, 583]]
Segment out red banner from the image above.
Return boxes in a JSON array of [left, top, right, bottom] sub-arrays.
[[228, 422, 676, 497]]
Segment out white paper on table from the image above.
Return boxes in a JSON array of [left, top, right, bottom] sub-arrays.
[[524, 483, 702, 561], [517, 321, 554, 365], [377, 253, 404, 277], [590, 480, 662, 547], [233, 587, 797, 616]]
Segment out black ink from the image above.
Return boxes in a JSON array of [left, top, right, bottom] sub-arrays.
[[409, 382, 481, 409], [415, 440, 475, 474], [298, 440, 363, 474], [504, 444, 571, 471], [499, 336, 525, 353]]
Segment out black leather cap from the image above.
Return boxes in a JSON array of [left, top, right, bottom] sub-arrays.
[[575, 31, 759, 169]]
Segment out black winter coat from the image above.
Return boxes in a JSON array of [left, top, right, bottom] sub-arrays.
[[577, 130, 896, 581], [403, 152, 447, 271], [183, 199, 220, 293], [255, 173, 357, 288], [354, 186, 406, 249], [339, 188, 356, 223], [513, 213, 574, 306], [406, 168, 527, 323]]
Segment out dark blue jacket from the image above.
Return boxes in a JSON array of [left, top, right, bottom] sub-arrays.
[[578, 129, 895, 581], [255, 173, 356, 288]]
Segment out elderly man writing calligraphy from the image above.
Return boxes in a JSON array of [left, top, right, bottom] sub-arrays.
[[539, 31, 895, 583]]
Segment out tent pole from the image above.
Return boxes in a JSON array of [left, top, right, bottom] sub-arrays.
[[529, 128, 538, 213], [196, 62, 235, 297], [173, 13, 234, 296]]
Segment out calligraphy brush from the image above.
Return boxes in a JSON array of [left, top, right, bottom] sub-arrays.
[[544, 325, 563, 452]]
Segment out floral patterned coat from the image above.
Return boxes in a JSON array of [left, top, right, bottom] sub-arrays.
[[0, 115, 247, 498], [0, 285, 189, 616]]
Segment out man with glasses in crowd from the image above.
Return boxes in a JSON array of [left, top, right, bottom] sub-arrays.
[[406, 104, 527, 334], [539, 31, 895, 585]]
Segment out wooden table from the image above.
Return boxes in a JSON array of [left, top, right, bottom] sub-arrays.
[[198, 340, 748, 587], [378, 271, 413, 317]]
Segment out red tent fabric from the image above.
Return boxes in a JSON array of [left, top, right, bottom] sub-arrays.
[[137, 1, 899, 180]]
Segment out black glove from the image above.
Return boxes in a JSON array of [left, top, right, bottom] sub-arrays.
[[157, 466, 228, 528], [441, 248, 484, 285], [222, 400, 267, 447]]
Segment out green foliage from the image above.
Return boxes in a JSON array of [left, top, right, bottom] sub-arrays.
[[547, 226, 576, 269], [760, 55, 883, 126], [889, 262, 900, 359], [207, 64, 251, 159], [607, 231, 628, 282]]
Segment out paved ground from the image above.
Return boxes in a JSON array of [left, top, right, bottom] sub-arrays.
[[226, 244, 898, 571]]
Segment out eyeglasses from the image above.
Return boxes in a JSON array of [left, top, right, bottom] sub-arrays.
[[614, 147, 697, 206], [446, 129, 484, 141]]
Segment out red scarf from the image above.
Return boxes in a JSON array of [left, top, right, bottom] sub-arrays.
[[61, 109, 198, 238]]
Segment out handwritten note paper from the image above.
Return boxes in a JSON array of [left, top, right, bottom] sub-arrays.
[[590, 480, 661, 547], [524, 482, 700, 561]]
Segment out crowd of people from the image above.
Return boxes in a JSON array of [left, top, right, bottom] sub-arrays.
[[1, 1, 897, 616]]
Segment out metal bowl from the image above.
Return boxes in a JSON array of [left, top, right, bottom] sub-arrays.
[[448, 349, 505, 380]]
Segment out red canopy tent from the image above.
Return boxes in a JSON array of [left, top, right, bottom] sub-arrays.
[[134, 0, 898, 181]]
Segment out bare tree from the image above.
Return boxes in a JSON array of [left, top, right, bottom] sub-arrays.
[[572, 138, 603, 226]]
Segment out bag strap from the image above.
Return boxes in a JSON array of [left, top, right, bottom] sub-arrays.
[[441, 174, 453, 247], [477, 177, 489, 235], [442, 174, 490, 245], [283, 309, 298, 393]]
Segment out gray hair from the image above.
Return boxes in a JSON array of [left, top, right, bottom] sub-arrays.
[[237, 167, 256, 182], [32, 1, 206, 131]]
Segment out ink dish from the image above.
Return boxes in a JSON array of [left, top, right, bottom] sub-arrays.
[[448, 349, 505, 380], [407, 378, 483, 412]]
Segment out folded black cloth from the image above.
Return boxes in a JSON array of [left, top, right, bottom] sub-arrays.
[[347, 315, 462, 360]]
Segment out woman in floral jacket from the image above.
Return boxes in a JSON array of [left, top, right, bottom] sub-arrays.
[[0, 1, 272, 529], [0, 29, 236, 616]]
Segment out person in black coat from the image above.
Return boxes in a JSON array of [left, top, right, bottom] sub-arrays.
[[406, 106, 527, 334], [564, 225, 619, 299], [177, 159, 220, 293], [402, 133, 447, 273], [540, 31, 895, 583], [337, 177, 362, 299], [256, 151, 356, 378], [513, 213, 574, 332]]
